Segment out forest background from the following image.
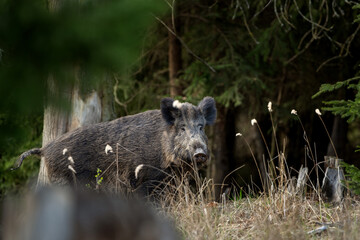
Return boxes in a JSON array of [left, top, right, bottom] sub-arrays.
[[0, 0, 359, 199]]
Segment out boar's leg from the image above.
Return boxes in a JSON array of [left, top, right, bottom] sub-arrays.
[[133, 171, 171, 197]]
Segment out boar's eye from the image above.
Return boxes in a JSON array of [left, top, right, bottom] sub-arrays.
[[180, 125, 186, 132], [198, 124, 204, 131]]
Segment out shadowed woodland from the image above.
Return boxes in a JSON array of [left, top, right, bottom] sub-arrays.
[[0, 0, 360, 202], [2, 1, 360, 239]]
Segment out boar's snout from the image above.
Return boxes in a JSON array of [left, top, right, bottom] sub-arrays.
[[193, 148, 208, 163]]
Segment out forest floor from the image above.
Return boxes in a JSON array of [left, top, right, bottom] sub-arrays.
[[159, 180, 360, 240], [2, 174, 359, 239]]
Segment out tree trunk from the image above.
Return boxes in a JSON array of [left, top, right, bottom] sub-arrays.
[[37, 0, 116, 187], [326, 116, 347, 158], [233, 110, 267, 191], [209, 106, 231, 200], [37, 76, 70, 186], [168, 4, 182, 97], [321, 156, 345, 203]]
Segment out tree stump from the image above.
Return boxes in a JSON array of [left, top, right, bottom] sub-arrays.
[[321, 156, 345, 203], [296, 165, 308, 194]]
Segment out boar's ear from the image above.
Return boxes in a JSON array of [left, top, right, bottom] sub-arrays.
[[198, 97, 217, 125], [161, 98, 180, 125]]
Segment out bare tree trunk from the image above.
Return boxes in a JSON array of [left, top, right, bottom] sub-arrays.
[[168, 4, 182, 98], [37, 0, 115, 187], [37, 76, 70, 186], [209, 106, 231, 200], [37, 110, 69, 186], [326, 116, 347, 157]]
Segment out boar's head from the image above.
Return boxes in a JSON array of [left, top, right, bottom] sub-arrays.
[[161, 97, 216, 166]]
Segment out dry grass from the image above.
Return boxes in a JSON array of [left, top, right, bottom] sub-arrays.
[[154, 104, 360, 239], [157, 175, 360, 240], [57, 102, 360, 239]]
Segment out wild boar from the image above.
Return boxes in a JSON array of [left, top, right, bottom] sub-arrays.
[[13, 97, 217, 193]]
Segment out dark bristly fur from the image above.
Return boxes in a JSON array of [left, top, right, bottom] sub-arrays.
[[15, 97, 217, 194]]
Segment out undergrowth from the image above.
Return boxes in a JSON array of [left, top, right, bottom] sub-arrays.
[[153, 102, 360, 239], [73, 101, 360, 239]]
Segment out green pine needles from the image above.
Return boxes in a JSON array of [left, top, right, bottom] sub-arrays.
[[313, 76, 360, 122], [342, 162, 360, 195]]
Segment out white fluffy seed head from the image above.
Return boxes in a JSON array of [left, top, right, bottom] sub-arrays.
[[315, 109, 322, 116], [105, 144, 113, 155], [172, 100, 183, 109], [203, 208, 208, 216], [68, 156, 74, 164], [68, 165, 76, 174], [63, 148, 68, 155], [267, 101, 272, 112], [135, 164, 144, 179], [291, 109, 297, 115], [251, 119, 257, 126], [236, 133, 242, 137]]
